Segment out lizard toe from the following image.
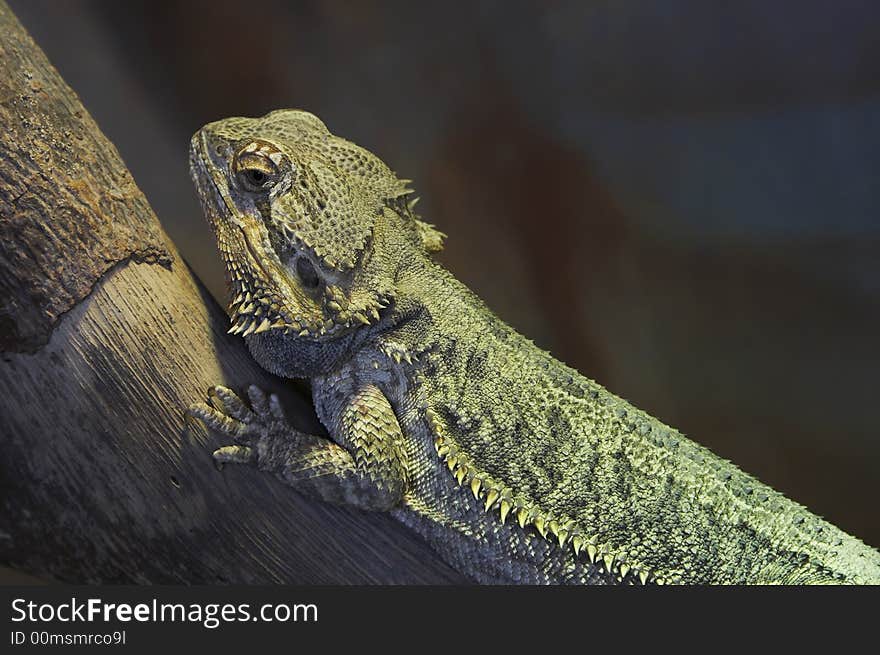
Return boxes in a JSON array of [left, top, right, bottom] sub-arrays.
[[268, 393, 286, 421], [246, 384, 271, 419], [208, 385, 255, 423], [212, 445, 257, 468], [188, 402, 255, 443]]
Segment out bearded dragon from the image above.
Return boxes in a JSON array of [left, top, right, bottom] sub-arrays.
[[187, 109, 880, 584]]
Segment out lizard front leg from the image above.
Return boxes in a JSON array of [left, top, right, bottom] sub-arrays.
[[189, 384, 408, 511]]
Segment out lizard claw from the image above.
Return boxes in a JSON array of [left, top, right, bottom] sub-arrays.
[[212, 445, 257, 468]]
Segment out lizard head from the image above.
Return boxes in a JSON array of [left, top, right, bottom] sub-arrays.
[[189, 109, 444, 354]]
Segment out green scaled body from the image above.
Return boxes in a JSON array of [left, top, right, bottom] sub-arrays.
[[188, 110, 880, 584]]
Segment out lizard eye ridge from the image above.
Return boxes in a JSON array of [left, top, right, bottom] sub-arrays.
[[233, 140, 287, 192]]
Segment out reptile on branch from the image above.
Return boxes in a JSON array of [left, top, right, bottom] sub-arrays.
[[188, 109, 880, 584]]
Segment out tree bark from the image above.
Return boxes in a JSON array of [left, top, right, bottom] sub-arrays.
[[0, 0, 464, 584]]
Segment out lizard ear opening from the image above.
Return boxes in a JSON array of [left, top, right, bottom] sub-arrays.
[[415, 219, 446, 253]]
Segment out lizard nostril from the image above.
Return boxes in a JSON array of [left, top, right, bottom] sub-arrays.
[[295, 256, 321, 290]]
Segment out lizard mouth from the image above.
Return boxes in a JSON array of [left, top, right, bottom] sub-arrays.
[[240, 225, 274, 287], [190, 137, 336, 339]]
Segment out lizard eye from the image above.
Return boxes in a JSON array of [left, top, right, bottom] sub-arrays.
[[242, 168, 269, 188], [233, 141, 286, 192]]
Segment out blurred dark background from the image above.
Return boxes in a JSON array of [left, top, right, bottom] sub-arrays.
[[6, 0, 879, 567]]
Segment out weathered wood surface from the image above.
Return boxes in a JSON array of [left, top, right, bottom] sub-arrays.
[[0, 0, 464, 584]]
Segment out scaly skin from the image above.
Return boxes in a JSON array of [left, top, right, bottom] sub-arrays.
[[187, 109, 880, 584]]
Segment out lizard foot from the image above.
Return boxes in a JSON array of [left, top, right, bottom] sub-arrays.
[[188, 384, 290, 470], [189, 383, 407, 511]]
